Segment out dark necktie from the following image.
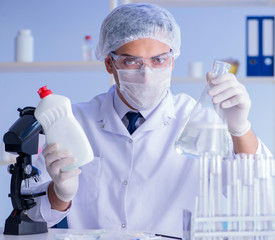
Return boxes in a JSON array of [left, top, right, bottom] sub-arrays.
[[125, 112, 142, 134]]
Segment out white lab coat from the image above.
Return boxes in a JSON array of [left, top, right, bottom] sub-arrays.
[[26, 85, 271, 237]]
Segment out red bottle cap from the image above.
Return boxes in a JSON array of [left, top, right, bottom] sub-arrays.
[[37, 86, 52, 98], [85, 35, 91, 40]]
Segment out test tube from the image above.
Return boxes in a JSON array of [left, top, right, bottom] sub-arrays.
[[237, 154, 254, 240], [247, 154, 255, 232], [270, 156, 275, 230], [208, 155, 223, 238], [235, 154, 243, 232], [255, 154, 269, 234], [226, 158, 232, 231], [227, 158, 239, 240], [265, 156, 274, 232], [215, 155, 223, 231], [240, 154, 248, 217], [202, 153, 209, 219], [198, 153, 209, 234], [254, 173, 261, 232], [231, 159, 239, 232]]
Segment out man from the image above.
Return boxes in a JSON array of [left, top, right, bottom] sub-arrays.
[[26, 3, 271, 237]]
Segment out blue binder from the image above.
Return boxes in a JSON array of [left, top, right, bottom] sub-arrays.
[[262, 16, 274, 76], [246, 16, 274, 76]]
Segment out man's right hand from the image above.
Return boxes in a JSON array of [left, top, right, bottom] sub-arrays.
[[43, 143, 81, 203]]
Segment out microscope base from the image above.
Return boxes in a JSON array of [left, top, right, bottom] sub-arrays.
[[4, 210, 48, 235]]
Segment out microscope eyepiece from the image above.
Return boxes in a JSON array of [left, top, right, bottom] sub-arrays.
[[3, 106, 42, 155]]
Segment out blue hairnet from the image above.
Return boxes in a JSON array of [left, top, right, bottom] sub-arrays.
[[95, 3, 181, 61]]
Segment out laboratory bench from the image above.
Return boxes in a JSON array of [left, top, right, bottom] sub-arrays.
[[0, 228, 176, 240]]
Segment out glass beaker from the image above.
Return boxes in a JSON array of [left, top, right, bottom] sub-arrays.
[[175, 60, 231, 158]]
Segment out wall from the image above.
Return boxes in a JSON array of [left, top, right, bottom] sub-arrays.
[[0, 0, 274, 227]]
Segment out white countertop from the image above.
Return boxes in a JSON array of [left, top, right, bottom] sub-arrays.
[[1, 228, 68, 240], [0, 228, 176, 240]]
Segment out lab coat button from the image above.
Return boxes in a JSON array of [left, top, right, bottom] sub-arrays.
[[128, 139, 133, 143], [123, 180, 128, 185], [164, 121, 169, 125], [121, 223, 126, 228]]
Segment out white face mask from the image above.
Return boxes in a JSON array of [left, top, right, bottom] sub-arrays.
[[116, 66, 172, 110]]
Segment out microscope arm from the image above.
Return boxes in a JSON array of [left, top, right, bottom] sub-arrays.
[[8, 153, 45, 212]]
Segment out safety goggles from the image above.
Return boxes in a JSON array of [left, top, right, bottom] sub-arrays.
[[110, 50, 174, 70]]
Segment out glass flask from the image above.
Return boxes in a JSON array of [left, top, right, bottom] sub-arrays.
[[175, 60, 231, 158]]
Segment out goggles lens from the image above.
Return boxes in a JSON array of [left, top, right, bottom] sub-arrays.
[[110, 50, 173, 70]]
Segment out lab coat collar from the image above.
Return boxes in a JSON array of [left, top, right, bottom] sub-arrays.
[[97, 85, 129, 136], [97, 85, 176, 136], [136, 90, 176, 134], [113, 86, 133, 120]]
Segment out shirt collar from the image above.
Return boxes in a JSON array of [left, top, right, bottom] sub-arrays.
[[114, 87, 133, 119]]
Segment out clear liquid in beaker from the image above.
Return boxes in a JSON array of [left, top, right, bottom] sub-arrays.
[[175, 123, 229, 157], [175, 60, 231, 158]]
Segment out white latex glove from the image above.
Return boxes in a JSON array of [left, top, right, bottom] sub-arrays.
[[43, 143, 81, 202], [207, 72, 251, 137]]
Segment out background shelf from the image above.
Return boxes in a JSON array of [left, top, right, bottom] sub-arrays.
[[172, 76, 275, 83], [0, 61, 105, 73], [0, 62, 274, 83]]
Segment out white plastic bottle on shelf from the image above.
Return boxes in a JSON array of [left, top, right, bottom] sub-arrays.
[[15, 29, 34, 62], [34, 86, 94, 172], [82, 35, 94, 61]]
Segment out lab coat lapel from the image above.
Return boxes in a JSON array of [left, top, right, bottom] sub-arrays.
[[97, 87, 129, 136], [137, 91, 176, 133]]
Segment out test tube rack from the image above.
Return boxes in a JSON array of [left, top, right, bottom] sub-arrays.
[[191, 153, 275, 240]]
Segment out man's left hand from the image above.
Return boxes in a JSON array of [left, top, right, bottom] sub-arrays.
[[207, 72, 251, 137]]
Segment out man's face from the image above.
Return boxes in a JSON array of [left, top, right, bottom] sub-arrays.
[[105, 38, 174, 109]]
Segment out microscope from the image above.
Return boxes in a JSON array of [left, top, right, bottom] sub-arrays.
[[3, 107, 47, 235]]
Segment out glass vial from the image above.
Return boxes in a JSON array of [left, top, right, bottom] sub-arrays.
[[15, 29, 34, 62], [175, 60, 231, 158]]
